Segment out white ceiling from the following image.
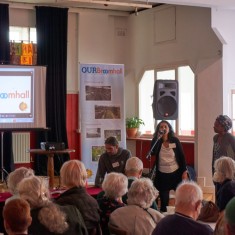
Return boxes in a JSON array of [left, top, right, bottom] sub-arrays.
[[2, 0, 235, 12], [144, 0, 235, 9]]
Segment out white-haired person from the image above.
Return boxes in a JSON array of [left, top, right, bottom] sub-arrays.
[[123, 156, 158, 210], [55, 160, 100, 235], [5, 167, 34, 204], [97, 172, 128, 235], [213, 156, 235, 211], [18, 175, 88, 235], [152, 181, 213, 235], [109, 177, 163, 235]]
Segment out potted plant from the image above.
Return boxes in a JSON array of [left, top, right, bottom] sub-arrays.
[[126, 117, 144, 138]]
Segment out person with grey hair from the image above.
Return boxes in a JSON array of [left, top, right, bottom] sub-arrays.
[[213, 156, 235, 211], [109, 177, 163, 235], [55, 160, 100, 235], [97, 172, 128, 235], [152, 181, 213, 235], [95, 136, 131, 187], [5, 167, 34, 204], [18, 175, 88, 235], [125, 156, 143, 184], [122, 156, 158, 210]]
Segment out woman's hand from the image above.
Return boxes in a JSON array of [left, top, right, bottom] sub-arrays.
[[182, 170, 188, 180]]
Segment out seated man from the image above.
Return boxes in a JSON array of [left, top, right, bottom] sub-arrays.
[[95, 136, 131, 187], [152, 181, 213, 235], [3, 198, 32, 235], [123, 156, 158, 210]]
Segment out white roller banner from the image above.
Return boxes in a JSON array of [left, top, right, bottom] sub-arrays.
[[80, 63, 126, 184]]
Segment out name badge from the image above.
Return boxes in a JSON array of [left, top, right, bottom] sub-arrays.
[[169, 143, 176, 148], [112, 162, 120, 168]]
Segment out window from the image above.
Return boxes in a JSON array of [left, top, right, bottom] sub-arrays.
[[139, 65, 195, 138], [9, 26, 37, 43], [9, 26, 37, 65]]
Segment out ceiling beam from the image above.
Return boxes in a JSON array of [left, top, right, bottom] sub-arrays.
[[58, 0, 153, 8]]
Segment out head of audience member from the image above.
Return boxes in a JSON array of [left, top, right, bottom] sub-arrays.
[[7, 167, 34, 196], [60, 159, 87, 189], [104, 136, 119, 156], [225, 197, 235, 235], [102, 172, 128, 200], [213, 156, 235, 184], [18, 175, 50, 209], [18, 175, 68, 234], [3, 198, 32, 235], [214, 115, 232, 134], [125, 156, 143, 179], [127, 178, 158, 209], [175, 181, 203, 220]]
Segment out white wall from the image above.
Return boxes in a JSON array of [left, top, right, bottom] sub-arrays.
[[196, 59, 222, 189], [9, 7, 35, 27], [211, 8, 235, 114]]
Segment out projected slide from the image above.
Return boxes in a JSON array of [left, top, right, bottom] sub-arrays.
[[0, 69, 34, 124]]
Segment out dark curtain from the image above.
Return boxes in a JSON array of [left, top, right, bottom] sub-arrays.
[[0, 4, 10, 64], [0, 4, 14, 177], [35, 6, 69, 175]]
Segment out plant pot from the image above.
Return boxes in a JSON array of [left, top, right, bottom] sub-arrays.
[[126, 128, 138, 138]]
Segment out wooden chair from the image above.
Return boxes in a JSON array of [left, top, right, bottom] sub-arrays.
[[108, 224, 127, 235]]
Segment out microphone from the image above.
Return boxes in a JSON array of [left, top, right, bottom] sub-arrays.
[[159, 129, 166, 135]]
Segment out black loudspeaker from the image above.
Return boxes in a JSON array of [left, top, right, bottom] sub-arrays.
[[152, 80, 178, 120]]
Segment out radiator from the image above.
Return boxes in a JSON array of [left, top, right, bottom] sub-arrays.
[[12, 132, 30, 163]]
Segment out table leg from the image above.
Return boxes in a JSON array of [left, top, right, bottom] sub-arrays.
[[47, 153, 54, 189]]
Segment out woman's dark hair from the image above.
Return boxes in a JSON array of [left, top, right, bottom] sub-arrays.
[[153, 120, 175, 139]]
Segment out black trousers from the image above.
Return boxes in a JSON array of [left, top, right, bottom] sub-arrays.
[[154, 169, 182, 212]]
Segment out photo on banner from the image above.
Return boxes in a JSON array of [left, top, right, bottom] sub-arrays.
[[80, 63, 126, 184]]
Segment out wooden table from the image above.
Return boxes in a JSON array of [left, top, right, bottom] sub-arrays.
[[28, 149, 75, 188]]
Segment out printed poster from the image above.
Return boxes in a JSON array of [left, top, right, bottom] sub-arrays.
[[80, 63, 126, 183]]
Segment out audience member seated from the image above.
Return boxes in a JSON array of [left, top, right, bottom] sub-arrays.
[[55, 160, 100, 235], [213, 156, 235, 211], [151, 181, 213, 235], [109, 178, 163, 235], [97, 172, 128, 235], [123, 156, 158, 210], [3, 198, 32, 235], [214, 211, 226, 235], [224, 197, 235, 235], [5, 167, 34, 204], [95, 136, 131, 187], [18, 175, 88, 235]]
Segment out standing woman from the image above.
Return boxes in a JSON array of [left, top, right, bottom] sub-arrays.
[[151, 120, 188, 212], [212, 115, 235, 175]]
